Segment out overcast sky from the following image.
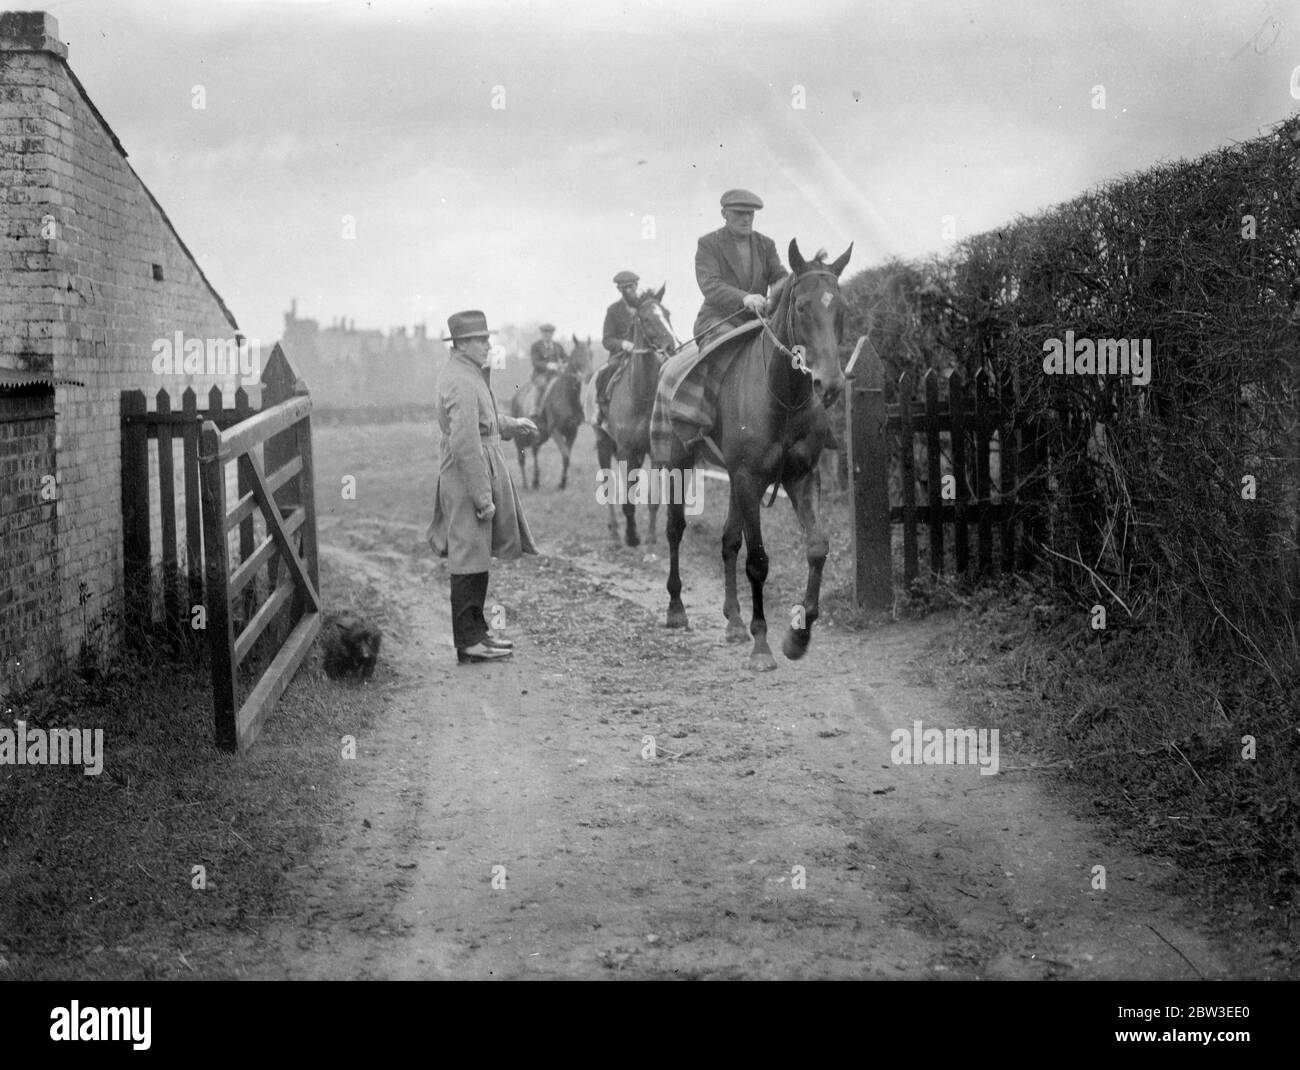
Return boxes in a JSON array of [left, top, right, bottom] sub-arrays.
[[39, 0, 1300, 350]]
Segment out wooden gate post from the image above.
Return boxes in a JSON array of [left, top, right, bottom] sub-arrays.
[[199, 420, 237, 751], [120, 390, 150, 631], [847, 340, 892, 610]]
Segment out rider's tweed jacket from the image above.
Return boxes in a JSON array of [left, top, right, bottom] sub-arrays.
[[693, 227, 788, 338], [602, 298, 637, 358], [530, 337, 566, 378], [427, 351, 537, 574]]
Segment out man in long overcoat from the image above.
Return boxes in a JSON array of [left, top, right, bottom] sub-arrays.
[[692, 188, 788, 345], [427, 310, 538, 663]]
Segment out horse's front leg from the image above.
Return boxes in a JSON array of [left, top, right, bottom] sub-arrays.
[[665, 491, 688, 628], [557, 428, 573, 491], [634, 453, 658, 548], [734, 469, 775, 671], [622, 458, 641, 547], [597, 432, 620, 543], [721, 484, 747, 642], [781, 466, 828, 661]]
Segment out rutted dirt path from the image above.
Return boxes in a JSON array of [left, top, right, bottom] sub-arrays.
[[250, 423, 1237, 980]]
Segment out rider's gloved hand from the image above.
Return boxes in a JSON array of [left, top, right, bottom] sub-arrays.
[[621, 340, 634, 353], [742, 293, 766, 313], [546, 362, 559, 371]]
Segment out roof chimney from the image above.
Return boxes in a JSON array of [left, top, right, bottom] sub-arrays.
[[0, 12, 68, 58]]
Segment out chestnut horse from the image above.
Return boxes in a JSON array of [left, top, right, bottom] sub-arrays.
[[664, 239, 852, 670], [595, 285, 679, 546]]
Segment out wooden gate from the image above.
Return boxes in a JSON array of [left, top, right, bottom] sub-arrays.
[[845, 340, 1039, 610], [198, 347, 320, 751], [121, 345, 321, 751]]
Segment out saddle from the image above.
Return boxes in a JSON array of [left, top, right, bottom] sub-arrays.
[[649, 321, 763, 467], [698, 318, 763, 360]]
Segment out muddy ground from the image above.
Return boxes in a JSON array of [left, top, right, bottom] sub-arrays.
[[247, 419, 1259, 980]]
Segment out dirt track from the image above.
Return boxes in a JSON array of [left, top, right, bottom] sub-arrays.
[[252, 421, 1239, 980]]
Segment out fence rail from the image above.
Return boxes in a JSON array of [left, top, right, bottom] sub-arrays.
[[846, 340, 1038, 609], [120, 344, 320, 751]]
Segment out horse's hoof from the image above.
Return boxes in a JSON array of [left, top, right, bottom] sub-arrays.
[[626, 535, 640, 548], [747, 651, 778, 672], [782, 628, 811, 660], [725, 618, 749, 643], [666, 605, 689, 629]]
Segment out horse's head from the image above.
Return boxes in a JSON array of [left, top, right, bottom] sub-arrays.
[[568, 333, 594, 377], [786, 238, 852, 407], [634, 284, 680, 356]]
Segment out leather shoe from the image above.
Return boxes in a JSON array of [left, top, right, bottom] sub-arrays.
[[457, 642, 512, 664], [483, 634, 514, 650]]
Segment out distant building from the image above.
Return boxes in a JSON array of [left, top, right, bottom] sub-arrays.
[[280, 300, 446, 408]]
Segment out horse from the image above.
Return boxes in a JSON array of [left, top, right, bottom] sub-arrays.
[[511, 335, 593, 490], [664, 239, 852, 671], [595, 285, 679, 547]]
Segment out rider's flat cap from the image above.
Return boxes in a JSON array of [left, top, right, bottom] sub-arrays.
[[613, 270, 640, 285], [442, 309, 493, 341], [720, 188, 763, 210], [539, 323, 556, 332]]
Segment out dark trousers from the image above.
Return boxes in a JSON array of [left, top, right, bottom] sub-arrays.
[[450, 571, 490, 650]]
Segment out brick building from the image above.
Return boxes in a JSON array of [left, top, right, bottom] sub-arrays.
[[1, 11, 248, 696]]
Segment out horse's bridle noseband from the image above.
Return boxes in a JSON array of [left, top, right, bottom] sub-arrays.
[[756, 267, 841, 376], [633, 297, 677, 358]]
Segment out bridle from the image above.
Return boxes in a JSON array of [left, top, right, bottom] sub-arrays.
[[755, 266, 842, 413], [632, 297, 675, 361]]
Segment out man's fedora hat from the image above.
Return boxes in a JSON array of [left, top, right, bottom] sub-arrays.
[[720, 188, 763, 211], [443, 310, 493, 342], [539, 323, 556, 332], [612, 270, 640, 286]]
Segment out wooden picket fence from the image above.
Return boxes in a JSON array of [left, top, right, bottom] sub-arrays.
[[119, 344, 320, 751], [844, 340, 1041, 609]]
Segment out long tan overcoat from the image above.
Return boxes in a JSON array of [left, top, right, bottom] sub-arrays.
[[427, 351, 537, 573]]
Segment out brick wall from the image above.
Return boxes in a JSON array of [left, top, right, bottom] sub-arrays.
[[1, 12, 249, 692], [0, 386, 57, 689]]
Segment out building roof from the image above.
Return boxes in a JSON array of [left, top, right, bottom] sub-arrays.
[[1, 12, 240, 333]]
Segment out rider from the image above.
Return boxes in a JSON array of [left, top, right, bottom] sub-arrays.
[[528, 323, 566, 418], [595, 270, 640, 428], [693, 188, 788, 351]]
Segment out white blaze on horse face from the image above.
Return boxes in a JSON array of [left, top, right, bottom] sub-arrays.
[[647, 304, 677, 350], [821, 291, 833, 309]]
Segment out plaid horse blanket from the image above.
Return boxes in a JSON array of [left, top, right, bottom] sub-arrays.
[[649, 321, 761, 466]]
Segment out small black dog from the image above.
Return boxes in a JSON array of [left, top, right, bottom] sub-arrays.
[[321, 611, 382, 681]]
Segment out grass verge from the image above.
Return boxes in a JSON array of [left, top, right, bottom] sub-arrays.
[[906, 569, 1299, 978], [0, 556, 390, 980]]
